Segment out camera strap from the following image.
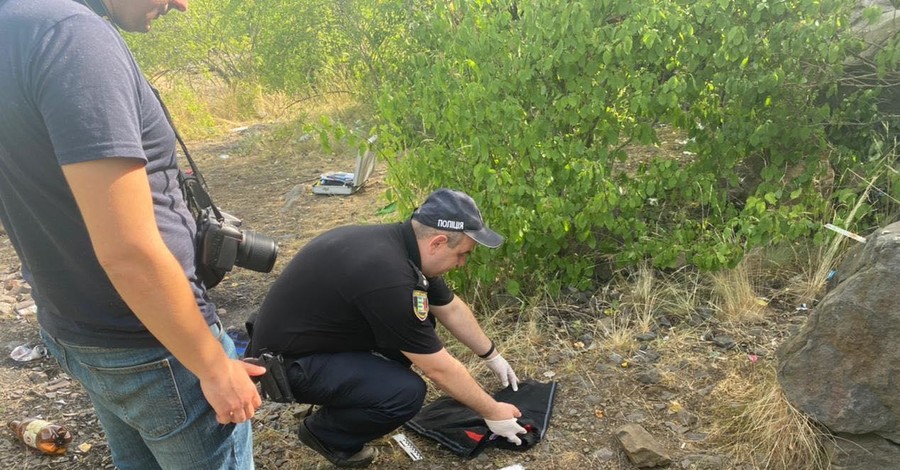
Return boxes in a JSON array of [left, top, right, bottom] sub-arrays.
[[149, 85, 227, 223]]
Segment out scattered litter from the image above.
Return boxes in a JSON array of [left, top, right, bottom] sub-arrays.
[[10, 344, 47, 362], [16, 304, 37, 316], [824, 223, 867, 243], [748, 354, 759, 364], [8, 418, 73, 455], [392, 433, 423, 461], [312, 135, 377, 196], [226, 328, 250, 357], [230, 126, 249, 133], [218, 154, 230, 160], [542, 370, 556, 378], [796, 303, 809, 312], [317, 171, 354, 185], [77, 442, 92, 453], [498, 465, 526, 470]]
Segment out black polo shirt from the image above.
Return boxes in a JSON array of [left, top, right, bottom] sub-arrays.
[[249, 221, 453, 361]]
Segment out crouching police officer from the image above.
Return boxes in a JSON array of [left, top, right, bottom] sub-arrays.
[[248, 188, 525, 467]]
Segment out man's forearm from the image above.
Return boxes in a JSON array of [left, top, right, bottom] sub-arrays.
[[100, 244, 230, 380], [432, 297, 494, 356], [63, 159, 229, 380], [407, 349, 504, 419]]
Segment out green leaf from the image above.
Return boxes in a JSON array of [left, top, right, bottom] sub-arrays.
[[375, 202, 398, 216], [506, 279, 521, 296]]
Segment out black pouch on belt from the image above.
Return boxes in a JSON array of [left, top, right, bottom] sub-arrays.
[[243, 353, 295, 403]]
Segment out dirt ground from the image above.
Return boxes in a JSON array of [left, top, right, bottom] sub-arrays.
[[0, 124, 809, 469]]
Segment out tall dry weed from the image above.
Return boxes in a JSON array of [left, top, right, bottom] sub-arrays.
[[709, 363, 831, 470], [710, 255, 767, 326]]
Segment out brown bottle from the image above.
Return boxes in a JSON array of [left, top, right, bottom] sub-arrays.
[[8, 418, 73, 455]]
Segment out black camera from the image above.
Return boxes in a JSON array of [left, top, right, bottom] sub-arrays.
[[196, 207, 278, 289]]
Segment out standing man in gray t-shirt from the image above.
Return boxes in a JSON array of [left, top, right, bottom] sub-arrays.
[[0, 0, 264, 468]]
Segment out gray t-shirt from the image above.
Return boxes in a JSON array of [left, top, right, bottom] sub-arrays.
[[0, 0, 216, 347]]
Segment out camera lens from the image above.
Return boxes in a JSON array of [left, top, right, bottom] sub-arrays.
[[236, 230, 278, 273]]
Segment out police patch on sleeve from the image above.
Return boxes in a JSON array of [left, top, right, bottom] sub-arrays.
[[413, 290, 429, 321]]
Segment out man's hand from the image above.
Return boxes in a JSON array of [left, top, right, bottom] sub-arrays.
[[485, 417, 528, 445], [200, 359, 266, 424], [484, 354, 519, 391]]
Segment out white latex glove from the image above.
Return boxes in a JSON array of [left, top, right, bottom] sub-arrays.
[[484, 418, 527, 445], [484, 353, 519, 391]]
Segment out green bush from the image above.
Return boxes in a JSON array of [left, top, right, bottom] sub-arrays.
[[122, 0, 897, 294], [373, 0, 891, 294]]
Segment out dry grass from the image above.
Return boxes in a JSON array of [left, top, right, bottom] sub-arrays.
[[657, 269, 705, 324], [710, 255, 768, 326], [151, 74, 367, 145], [619, 262, 659, 334], [708, 363, 831, 470], [597, 312, 639, 358]]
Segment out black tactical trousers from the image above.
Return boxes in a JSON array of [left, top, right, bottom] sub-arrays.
[[287, 351, 426, 453]]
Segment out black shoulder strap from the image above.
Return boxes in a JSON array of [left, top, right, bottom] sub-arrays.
[[149, 84, 226, 223]]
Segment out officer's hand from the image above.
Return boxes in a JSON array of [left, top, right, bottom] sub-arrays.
[[485, 417, 528, 445], [484, 353, 519, 391]]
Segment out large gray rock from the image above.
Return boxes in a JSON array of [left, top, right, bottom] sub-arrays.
[[826, 432, 900, 470], [777, 221, 900, 442]]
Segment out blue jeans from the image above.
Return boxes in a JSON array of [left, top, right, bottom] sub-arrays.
[[41, 322, 254, 470]]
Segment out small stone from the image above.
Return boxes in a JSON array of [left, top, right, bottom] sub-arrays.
[[585, 395, 604, 406], [636, 369, 662, 385], [636, 332, 657, 341], [624, 411, 647, 422], [677, 410, 699, 426], [712, 335, 736, 349], [292, 404, 312, 418], [695, 307, 714, 320], [665, 421, 690, 434], [578, 333, 593, 347], [635, 349, 661, 363], [656, 315, 672, 329], [685, 432, 708, 441], [592, 447, 615, 461]]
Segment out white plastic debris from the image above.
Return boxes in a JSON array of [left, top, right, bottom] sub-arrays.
[[824, 223, 866, 243], [392, 433, 423, 461], [10, 344, 48, 362]]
